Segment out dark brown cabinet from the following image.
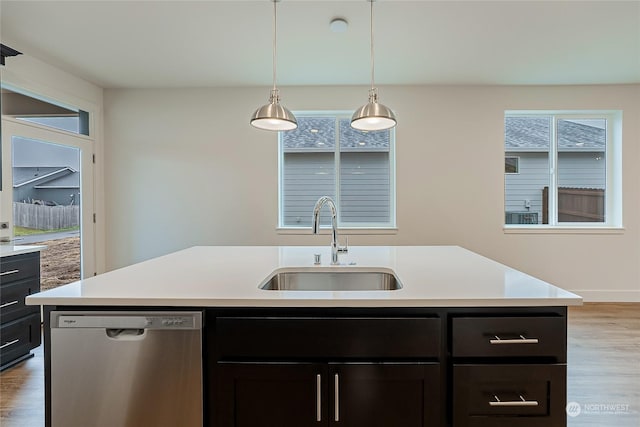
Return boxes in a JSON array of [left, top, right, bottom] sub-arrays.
[[213, 313, 443, 427], [0, 251, 42, 371], [451, 314, 567, 427], [217, 363, 324, 427], [217, 362, 440, 427], [328, 363, 440, 427]]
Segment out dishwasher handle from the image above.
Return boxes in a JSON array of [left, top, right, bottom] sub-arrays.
[[106, 329, 146, 340]]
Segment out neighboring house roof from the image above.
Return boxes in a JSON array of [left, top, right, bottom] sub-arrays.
[[282, 116, 390, 152], [34, 172, 79, 189], [13, 166, 77, 188], [505, 117, 605, 152]]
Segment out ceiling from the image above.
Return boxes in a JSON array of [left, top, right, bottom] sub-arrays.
[[1, 0, 639, 89]]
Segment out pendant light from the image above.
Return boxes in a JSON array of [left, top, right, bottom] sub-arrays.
[[250, 0, 297, 131], [351, 0, 396, 131]]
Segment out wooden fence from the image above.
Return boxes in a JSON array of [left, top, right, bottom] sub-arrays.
[[542, 187, 604, 223], [13, 202, 80, 230]]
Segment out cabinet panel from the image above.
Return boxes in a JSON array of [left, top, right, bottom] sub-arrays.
[[217, 363, 326, 427], [0, 312, 41, 370], [330, 363, 440, 427], [216, 362, 441, 427], [217, 317, 441, 359], [1, 252, 40, 283], [453, 364, 566, 427], [452, 316, 565, 361], [0, 278, 40, 323]]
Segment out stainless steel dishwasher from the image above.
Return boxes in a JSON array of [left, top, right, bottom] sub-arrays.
[[50, 311, 203, 427]]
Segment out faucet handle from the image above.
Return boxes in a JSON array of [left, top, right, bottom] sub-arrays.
[[338, 236, 349, 253]]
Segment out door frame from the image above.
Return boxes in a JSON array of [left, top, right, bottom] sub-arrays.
[[1, 116, 96, 278]]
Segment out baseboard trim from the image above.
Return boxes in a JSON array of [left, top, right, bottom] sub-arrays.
[[570, 290, 640, 303]]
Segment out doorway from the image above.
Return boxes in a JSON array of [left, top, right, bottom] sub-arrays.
[[1, 95, 95, 285]]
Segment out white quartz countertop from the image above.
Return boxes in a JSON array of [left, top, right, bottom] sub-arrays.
[[26, 245, 582, 307], [1, 244, 46, 258]]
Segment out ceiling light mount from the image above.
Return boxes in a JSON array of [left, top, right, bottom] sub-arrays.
[[329, 18, 348, 33], [251, 0, 297, 132], [351, 0, 396, 131]]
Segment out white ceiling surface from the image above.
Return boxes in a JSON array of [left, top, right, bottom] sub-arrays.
[[1, 1, 639, 89]]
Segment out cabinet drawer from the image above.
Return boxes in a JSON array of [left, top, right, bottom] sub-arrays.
[[453, 364, 566, 427], [1, 252, 40, 284], [217, 317, 441, 359], [0, 313, 41, 370], [0, 279, 40, 323], [452, 316, 565, 360]]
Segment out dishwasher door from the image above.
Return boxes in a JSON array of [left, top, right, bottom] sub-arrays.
[[50, 311, 203, 427]]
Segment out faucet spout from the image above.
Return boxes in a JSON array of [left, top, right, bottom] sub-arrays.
[[312, 196, 347, 265]]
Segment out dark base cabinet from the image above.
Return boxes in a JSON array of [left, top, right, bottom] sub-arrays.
[[453, 364, 566, 427], [1, 252, 42, 371], [209, 307, 567, 427], [450, 312, 567, 427], [218, 363, 324, 427], [212, 311, 444, 427], [217, 362, 440, 427]]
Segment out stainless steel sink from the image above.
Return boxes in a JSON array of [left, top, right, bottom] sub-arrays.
[[259, 270, 402, 291]]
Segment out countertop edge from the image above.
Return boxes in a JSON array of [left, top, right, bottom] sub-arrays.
[[26, 296, 583, 308], [0, 244, 47, 257]]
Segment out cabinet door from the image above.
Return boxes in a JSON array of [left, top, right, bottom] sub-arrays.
[[329, 363, 440, 427], [217, 363, 327, 427]]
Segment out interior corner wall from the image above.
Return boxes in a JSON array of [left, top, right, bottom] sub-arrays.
[[103, 84, 640, 301]]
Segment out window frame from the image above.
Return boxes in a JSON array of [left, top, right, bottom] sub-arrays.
[[505, 156, 520, 174], [277, 111, 397, 231], [504, 110, 622, 231]]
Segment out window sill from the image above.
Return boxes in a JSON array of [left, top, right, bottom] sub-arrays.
[[503, 226, 625, 235], [277, 227, 398, 235]]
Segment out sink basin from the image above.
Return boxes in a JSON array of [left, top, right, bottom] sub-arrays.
[[259, 270, 402, 291]]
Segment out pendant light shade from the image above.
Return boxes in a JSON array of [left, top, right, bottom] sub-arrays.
[[351, 88, 397, 131], [250, 89, 298, 131], [251, 0, 297, 131], [351, 0, 396, 131]]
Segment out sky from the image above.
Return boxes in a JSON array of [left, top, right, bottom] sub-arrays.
[[12, 137, 80, 169]]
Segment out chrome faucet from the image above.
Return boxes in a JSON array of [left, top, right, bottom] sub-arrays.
[[312, 196, 348, 265]]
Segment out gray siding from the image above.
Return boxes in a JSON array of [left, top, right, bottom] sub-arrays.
[[505, 152, 605, 223], [340, 152, 390, 223], [282, 152, 335, 227], [505, 153, 549, 222], [282, 152, 391, 227], [558, 152, 606, 188]]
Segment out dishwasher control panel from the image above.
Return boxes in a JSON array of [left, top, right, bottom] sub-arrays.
[[54, 312, 202, 330]]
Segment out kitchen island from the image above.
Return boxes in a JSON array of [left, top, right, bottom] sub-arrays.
[[27, 245, 582, 427]]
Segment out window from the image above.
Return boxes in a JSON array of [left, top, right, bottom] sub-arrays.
[[1, 86, 90, 135], [504, 111, 621, 227], [279, 113, 395, 228], [505, 156, 519, 174]]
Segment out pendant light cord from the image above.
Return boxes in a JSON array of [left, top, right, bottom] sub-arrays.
[[370, 0, 375, 90], [272, 0, 278, 91]]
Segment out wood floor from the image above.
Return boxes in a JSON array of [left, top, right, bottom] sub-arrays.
[[0, 303, 638, 426]]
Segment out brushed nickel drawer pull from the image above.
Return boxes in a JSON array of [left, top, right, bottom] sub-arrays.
[[489, 394, 539, 407], [0, 339, 20, 349], [334, 373, 340, 422], [316, 374, 321, 422], [0, 300, 19, 309], [0, 269, 20, 277], [490, 334, 539, 345]]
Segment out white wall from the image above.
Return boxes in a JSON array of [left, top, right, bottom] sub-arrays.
[[104, 84, 640, 301]]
